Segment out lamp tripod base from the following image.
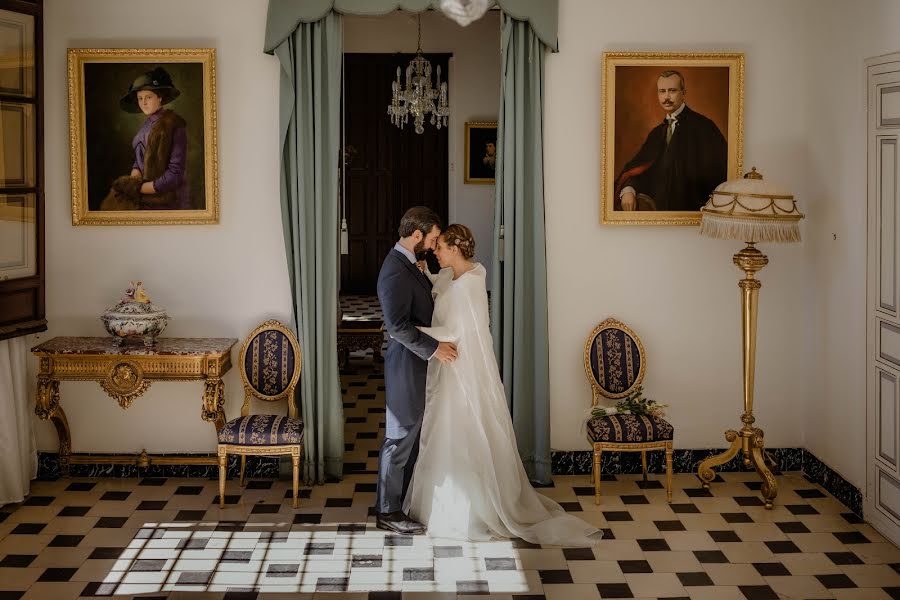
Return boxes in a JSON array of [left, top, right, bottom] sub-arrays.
[[697, 420, 778, 509]]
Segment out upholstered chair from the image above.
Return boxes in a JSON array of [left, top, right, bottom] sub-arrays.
[[584, 318, 673, 503], [217, 320, 303, 508]]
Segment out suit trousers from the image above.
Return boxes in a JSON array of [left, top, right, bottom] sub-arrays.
[[375, 419, 422, 514]]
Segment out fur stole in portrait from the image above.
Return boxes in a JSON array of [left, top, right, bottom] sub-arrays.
[[100, 110, 186, 211]]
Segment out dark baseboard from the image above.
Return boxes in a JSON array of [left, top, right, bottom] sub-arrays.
[[800, 449, 863, 517], [36, 453, 280, 480], [549, 447, 862, 517], [36, 445, 862, 517]]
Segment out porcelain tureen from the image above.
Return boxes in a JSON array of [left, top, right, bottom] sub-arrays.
[[101, 281, 168, 346]]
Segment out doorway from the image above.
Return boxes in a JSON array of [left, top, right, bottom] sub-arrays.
[[340, 52, 450, 295], [866, 52, 900, 546]]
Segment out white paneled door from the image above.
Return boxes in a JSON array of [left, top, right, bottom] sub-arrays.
[[867, 53, 900, 546]]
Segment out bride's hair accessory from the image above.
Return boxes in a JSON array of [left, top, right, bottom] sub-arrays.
[[442, 224, 476, 260]]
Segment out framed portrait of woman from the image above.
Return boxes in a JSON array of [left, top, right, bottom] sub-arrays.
[[68, 48, 218, 225]]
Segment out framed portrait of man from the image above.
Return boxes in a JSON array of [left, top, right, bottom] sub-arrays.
[[601, 52, 744, 225], [68, 48, 218, 225], [464, 121, 497, 184]]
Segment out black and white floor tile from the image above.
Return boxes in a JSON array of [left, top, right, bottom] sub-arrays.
[[2, 354, 899, 599], [340, 294, 383, 322]]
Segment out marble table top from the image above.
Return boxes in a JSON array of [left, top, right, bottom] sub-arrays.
[[31, 337, 238, 356]]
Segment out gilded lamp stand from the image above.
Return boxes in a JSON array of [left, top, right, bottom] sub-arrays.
[[696, 243, 778, 508], [696, 167, 803, 510]]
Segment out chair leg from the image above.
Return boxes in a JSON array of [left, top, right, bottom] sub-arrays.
[[218, 449, 227, 509], [593, 447, 602, 505], [665, 444, 674, 503], [239, 455, 247, 487], [292, 453, 300, 509], [641, 450, 648, 482]]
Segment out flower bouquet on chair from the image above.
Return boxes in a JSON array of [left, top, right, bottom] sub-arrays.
[[590, 386, 667, 419]]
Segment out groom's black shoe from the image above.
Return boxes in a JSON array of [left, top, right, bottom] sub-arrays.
[[375, 511, 426, 535]]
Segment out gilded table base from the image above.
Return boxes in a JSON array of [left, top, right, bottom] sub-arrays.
[[31, 337, 236, 476]]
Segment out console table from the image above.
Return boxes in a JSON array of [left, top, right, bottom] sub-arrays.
[[336, 319, 384, 368], [31, 337, 237, 475]]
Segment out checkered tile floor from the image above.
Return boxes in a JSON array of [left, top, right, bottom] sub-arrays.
[[2, 358, 900, 599], [340, 294, 383, 322]]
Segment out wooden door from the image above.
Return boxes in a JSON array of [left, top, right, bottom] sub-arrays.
[[341, 53, 449, 294]]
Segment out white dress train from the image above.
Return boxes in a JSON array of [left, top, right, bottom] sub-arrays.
[[403, 263, 602, 545]]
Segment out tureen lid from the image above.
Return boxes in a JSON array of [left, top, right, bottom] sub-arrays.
[[103, 301, 168, 318], [102, 281, 168, 318]]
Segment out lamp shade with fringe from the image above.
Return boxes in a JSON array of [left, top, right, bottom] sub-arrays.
[[700, 167, 804, 243]]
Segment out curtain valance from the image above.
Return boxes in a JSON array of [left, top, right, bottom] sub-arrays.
[[264, 0, 558, 53]]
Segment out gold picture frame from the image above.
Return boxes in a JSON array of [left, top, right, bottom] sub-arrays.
[[464, 121, 497, 184], [601, 52, 743, 226], [68, 48, 218, 225]]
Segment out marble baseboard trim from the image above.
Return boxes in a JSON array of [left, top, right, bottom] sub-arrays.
[[37, 446, 861, 516], [549, 447, 804, 478], [37, 452, 280, 480], [801, 449, 863, 517], [550, 447, 861, 517]]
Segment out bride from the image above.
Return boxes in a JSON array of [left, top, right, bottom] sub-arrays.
[[403, 224, 602, 545]]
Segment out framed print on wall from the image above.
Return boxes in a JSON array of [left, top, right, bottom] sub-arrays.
[[68, 48, 218, 225], [601, 52, 743, 226], [464, 121, 497, 184]]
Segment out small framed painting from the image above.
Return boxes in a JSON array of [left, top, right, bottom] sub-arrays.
[[464, 121, 497, 184]]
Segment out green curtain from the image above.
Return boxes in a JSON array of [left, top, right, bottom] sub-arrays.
[[264, 1, 558, 52], [491, 12, 550, 484], [273, 12, 344, 484]]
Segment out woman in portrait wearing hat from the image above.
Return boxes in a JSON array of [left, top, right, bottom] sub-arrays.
[[101, 67, 189, 211]]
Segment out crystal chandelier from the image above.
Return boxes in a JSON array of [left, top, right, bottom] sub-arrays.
[[439, 0, 492, 27], [387, 14, 449, 135]]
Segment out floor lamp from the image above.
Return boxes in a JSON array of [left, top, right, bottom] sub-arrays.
[[696, 168, 804, 509]]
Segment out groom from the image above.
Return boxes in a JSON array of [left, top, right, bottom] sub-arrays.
[[375, 206, 458, 535]]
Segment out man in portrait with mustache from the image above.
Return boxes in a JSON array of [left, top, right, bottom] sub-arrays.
[[615, 69, 727, 212]]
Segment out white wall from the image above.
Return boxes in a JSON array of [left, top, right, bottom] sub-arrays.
[[545, 0, 815, 455], [35, 0, 292, 452], [343, 11, 500, 285], [34, 2, 499, 455], [802, 0, 900, 489], [34, 0, 898, 493]]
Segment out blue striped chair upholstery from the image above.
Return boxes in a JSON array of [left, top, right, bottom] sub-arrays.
[[218, 321, 304, 508], [586, 414, 674, 443], [218, 415, 304, 446], [584, 318, 674, 503], [587, 326, 643, 398]]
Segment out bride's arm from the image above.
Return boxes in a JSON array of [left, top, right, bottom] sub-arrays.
[[416, 324, 456, 342], [416, 260, 440, 283]]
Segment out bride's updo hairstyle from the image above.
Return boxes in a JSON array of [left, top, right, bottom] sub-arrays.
[[441, 224, 476, 260]]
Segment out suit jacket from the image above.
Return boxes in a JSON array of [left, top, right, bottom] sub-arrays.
[[615, 105, 727, 212], [376, 248, 440, 438]]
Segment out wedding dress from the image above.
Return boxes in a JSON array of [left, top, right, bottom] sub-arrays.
[[403, 263, 602, 545]]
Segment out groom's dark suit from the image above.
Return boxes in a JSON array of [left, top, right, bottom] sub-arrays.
[[375, 247, 439, 513]]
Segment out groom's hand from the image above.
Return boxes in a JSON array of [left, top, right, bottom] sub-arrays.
[[433, 342, 458, 363]]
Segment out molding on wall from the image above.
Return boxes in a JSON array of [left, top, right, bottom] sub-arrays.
[[550, 447, 861, 517], [37, 452, 280, 480], [36, 446, 862, 516], [800, 449, 863, 517]]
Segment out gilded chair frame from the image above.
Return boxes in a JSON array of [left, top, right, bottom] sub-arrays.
[[217, 320, 303, 508], [584, 318, 673, 504]]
